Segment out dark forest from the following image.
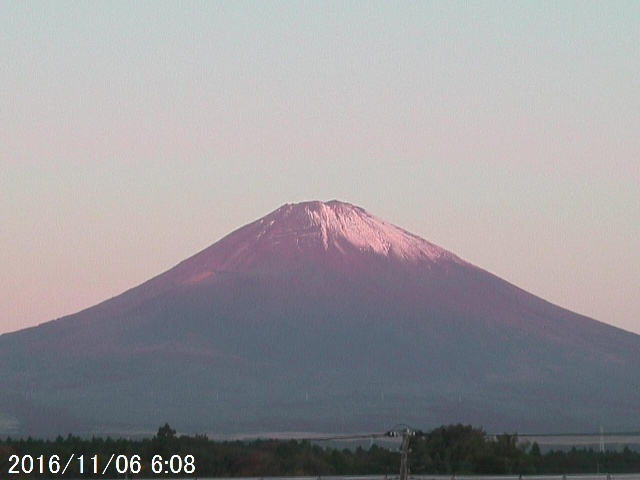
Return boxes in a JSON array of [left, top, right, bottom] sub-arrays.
[[2, 424, 639, 478]]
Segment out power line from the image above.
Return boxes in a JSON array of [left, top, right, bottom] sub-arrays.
[[303, 426, 419, 480]]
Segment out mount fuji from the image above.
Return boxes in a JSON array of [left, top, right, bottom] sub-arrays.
[[1, 200, 639, 436]]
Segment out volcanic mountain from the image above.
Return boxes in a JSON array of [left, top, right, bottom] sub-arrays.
[[1, 200, 639, 436]]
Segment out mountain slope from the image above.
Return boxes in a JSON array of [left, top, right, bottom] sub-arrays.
[[1, 200, 639, 436]]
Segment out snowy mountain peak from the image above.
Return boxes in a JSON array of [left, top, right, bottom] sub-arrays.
[[164, 200, 466, 286], [258, 200, 459, 261]]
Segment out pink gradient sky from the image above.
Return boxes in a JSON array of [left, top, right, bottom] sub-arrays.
[[1, 2, 639, 335]]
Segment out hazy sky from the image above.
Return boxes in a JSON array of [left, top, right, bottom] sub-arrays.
[[1, 1, 639, 335]]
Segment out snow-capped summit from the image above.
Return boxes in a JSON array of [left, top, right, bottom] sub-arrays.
[[166, 200, 465, 285], [246, 200, 462, 261], [254, 200, 461, 261]]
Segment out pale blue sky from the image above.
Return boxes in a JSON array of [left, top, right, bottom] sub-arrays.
[[1, 1, 639, 334]]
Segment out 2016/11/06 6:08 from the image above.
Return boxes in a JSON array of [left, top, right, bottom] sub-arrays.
[[6, 454, 196, 475]]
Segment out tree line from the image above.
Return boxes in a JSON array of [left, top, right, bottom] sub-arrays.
[[1, 423, 639, 478]]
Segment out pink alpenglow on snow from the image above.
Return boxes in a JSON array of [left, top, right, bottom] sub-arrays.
[[165, 200, 467, 287]]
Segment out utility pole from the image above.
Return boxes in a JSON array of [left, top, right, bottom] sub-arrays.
[[386, 427, 415, 480], [399, 431, 411, 480], [305, 424, 419, 480]]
